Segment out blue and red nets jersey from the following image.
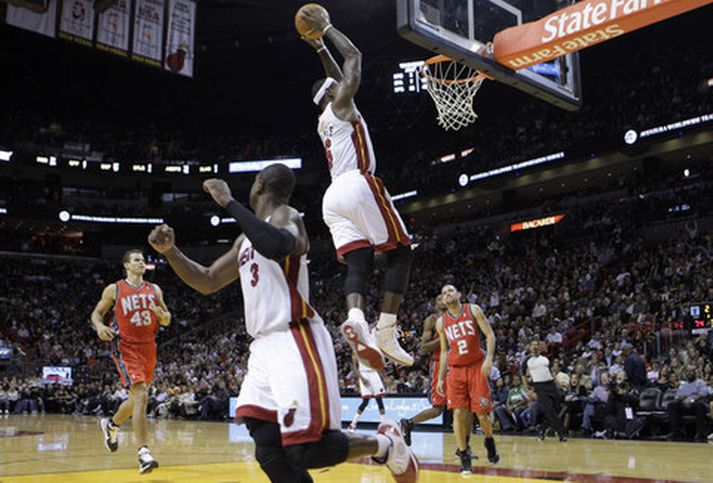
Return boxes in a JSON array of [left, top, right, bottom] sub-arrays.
[[112, 279, 160, 344], [443, 305, 484, 367]]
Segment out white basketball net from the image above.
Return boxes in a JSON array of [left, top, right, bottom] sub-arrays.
[[422, 57, 488, 131]]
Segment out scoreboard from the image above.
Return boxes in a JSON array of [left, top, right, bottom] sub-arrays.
[[688, 302, 712, 334]]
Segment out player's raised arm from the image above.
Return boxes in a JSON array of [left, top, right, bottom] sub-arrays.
[[303, 36, 342, 82], [471, 304, 495, 377], [148, 223, 241, 295], [91, 284, 117, 341], [202, 178, 304, 260]]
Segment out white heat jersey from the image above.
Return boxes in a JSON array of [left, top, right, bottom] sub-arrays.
[[238, 236, 314, 339], [317, 103, 376, 180]]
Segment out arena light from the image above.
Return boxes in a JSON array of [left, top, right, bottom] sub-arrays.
[[439, 153, 456, 163], [36, 156, 49, 165], [0, 208, 7, 215], [391, 190, 418, 202], [510, 214, 565, 232], [210, 215, 220, 227], [626, 113, 713, 144], [68, 160, 81, 168], [458, 174, 469, 187], [68, 214, 164, 224], [469, 152, 565, 182], [58, 210, 70, 222], [0, 150, 12, 162], [228, 158, 302, 173], [100, 163, 112, 171], [460, 147, 475, 157]]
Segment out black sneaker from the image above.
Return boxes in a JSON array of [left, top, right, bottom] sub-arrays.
[[100, 418, 118, 452], [559, 433, 568, 442], [400, 418, 414, 446], [536, 425, 546, 441], [484, 437, 500, 464], [456, 449, 472, 474], [138, 446, 159, 474]]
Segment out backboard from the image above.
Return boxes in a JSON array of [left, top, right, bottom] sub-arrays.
[[397, 0, 582, 111]]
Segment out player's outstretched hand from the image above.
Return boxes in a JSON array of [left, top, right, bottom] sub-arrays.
[[96, 324, 116, 342], [203, 179, 233, 208], [148, 224, 175, 254], [437, 378, 445, 397]]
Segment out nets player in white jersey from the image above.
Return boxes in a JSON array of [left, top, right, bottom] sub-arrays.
[[347, 353, 386, 432], [302, 10, 414, 371], [147, 165, 418, 482]]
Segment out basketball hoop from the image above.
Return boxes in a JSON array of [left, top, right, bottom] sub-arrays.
[[422, 55, 491, 131]]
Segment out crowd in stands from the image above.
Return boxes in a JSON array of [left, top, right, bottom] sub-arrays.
[[2, 162, 713, 442]]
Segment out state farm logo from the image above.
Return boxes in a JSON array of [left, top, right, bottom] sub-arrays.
[[542, 0, 666, 43]]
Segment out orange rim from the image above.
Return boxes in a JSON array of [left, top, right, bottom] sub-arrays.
[[423, 55, 493, 85]]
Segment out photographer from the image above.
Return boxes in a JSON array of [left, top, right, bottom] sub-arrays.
[[667, 367, 709, 442], [604, 372, 643, 439]]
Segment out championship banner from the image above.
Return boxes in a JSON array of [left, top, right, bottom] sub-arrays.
[[96, 0, 131, 56], [6, 0, 58, 37], [164, 0, 195, 77], [131, 0, 164, 67], [58, 0, 95, 46], [494, 0, 713, 70]]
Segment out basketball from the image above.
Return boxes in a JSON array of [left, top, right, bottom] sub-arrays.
[[295, 3, 330, 40]]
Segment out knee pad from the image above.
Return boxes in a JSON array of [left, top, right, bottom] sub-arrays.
[[344, 247, 374, 296]]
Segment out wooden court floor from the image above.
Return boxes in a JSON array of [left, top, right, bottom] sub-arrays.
[[0, 414, 709, 482]]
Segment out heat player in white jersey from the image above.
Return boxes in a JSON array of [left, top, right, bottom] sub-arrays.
[[347, 354, 386, 433], [303, 15, 414, 371], [148, 164, 418, 482]]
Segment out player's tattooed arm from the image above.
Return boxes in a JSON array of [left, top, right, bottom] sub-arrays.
[[419, 314, 440, 353], [91, 284, 117, 341]]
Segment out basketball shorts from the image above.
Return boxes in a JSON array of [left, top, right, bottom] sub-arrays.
[[112, 340, 157, 387], [235, 316, 342, 446], [429, 359, 447, 407], [358, 369, 385, 398], [322, 170, 411, 258], [446, 361, 492, 414]]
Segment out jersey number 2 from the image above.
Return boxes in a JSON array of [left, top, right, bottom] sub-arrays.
[[250, 263, 260, 287], [457, 339, 469, 355]]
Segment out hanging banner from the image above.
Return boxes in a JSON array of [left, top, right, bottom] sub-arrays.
[[6, 0, 58, 37], [164, 0, 195, 77], [131, 0, 164, 67], [96, 0, 131, 56], [510, 214, 566, 232], [58, 0, 95, 46]]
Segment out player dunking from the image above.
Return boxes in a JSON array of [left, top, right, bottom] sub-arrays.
[[347, 353, 386, 432], [400, 295, 447, 446], [302, 10, 414, 369], [147, 165, 418, 482], [436, 284, 499, 474], [92, 249, 171, 474]]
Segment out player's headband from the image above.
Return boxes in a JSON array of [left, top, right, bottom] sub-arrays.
[[313, 77, 338, 106]]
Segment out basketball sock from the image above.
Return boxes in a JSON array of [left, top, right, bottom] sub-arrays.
[[348, 307, 366, 322], [374, 433, 390, 459], [376, 313, 397, 330], [351, 412, 360, 427]]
